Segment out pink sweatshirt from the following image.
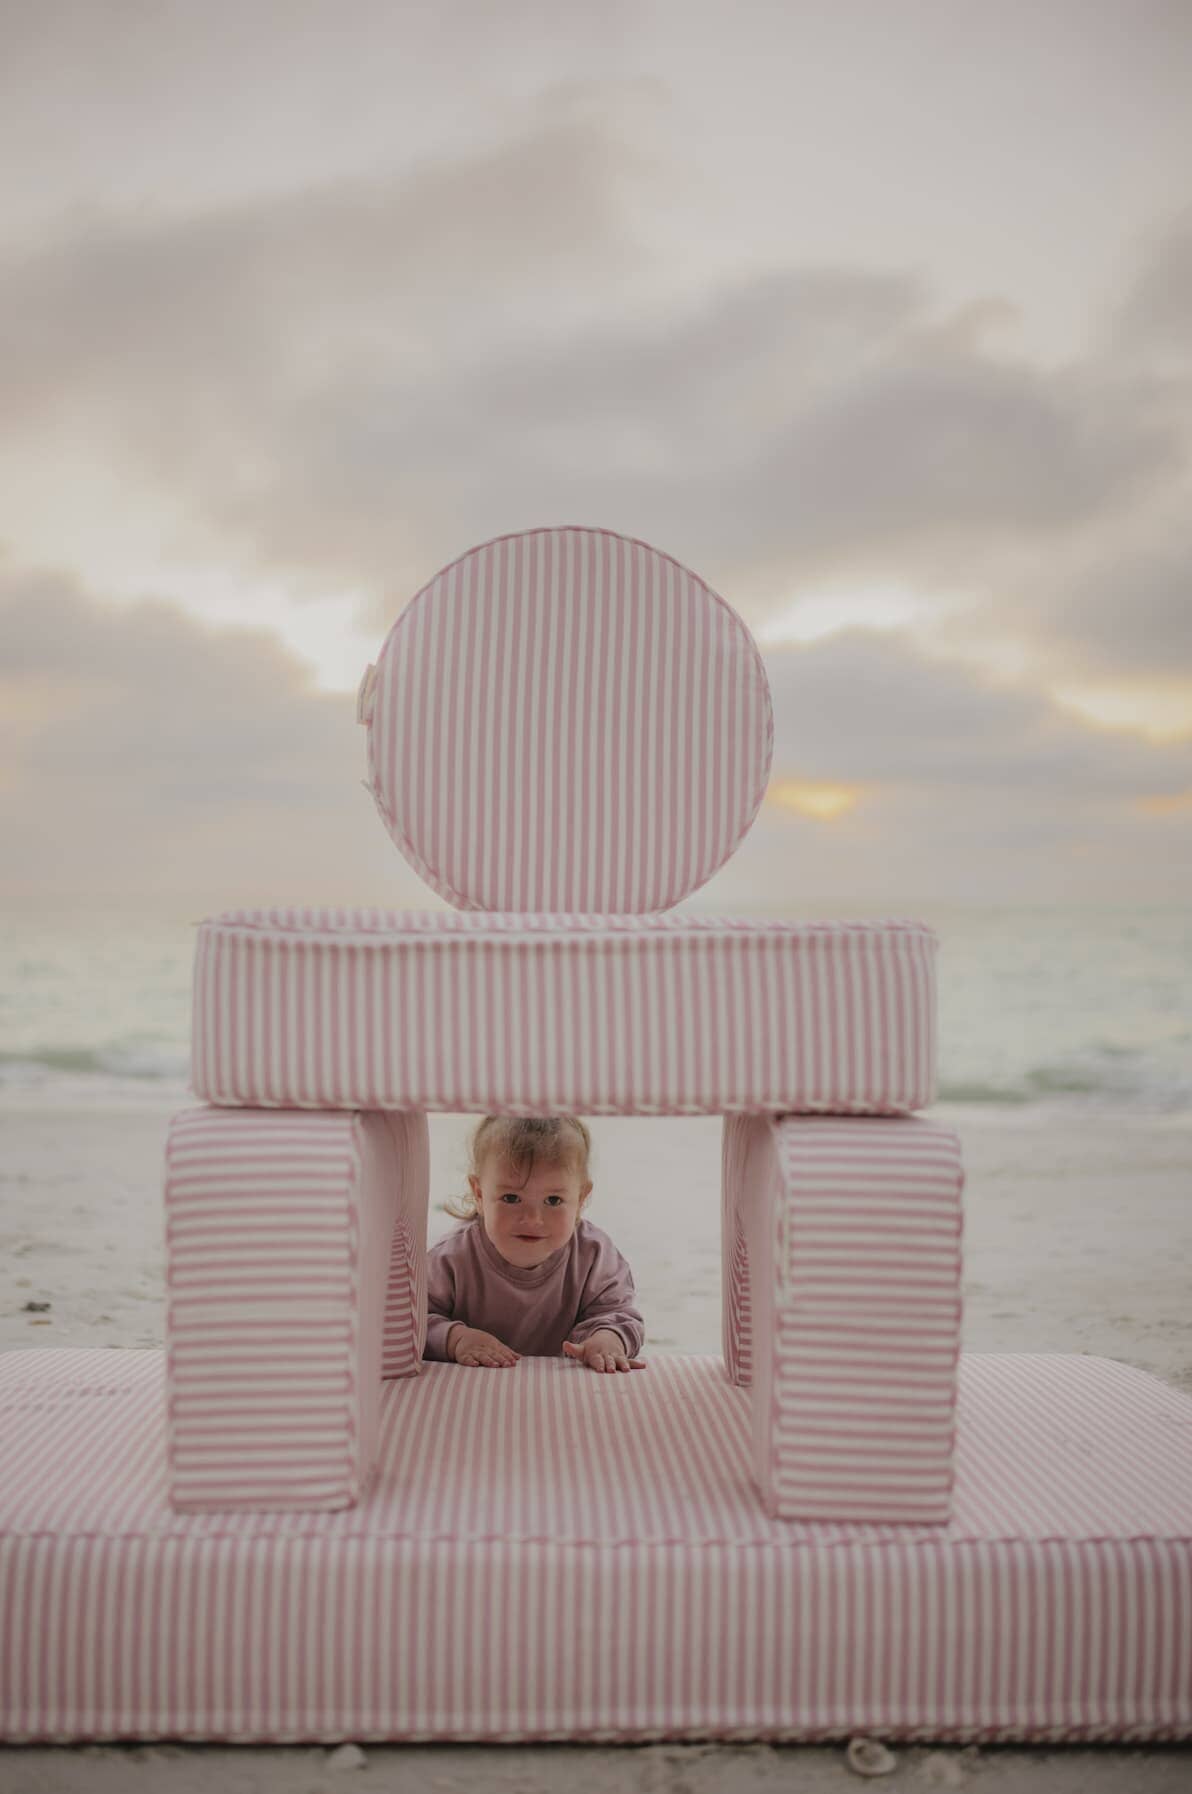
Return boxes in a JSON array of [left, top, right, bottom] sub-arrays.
[[424, 1218, 645, 1361]]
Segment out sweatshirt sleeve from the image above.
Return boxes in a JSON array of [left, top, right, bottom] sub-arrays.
[[423, 1239, 461, 1361], [567, 1233, 645, 1359]]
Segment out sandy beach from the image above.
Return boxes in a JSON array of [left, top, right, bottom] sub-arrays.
[[3, 1095, 1191, 1790]]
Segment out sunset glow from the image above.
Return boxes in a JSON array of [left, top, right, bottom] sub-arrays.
[[766, 780, 862, 822], [1138, 791, 1192, 817]]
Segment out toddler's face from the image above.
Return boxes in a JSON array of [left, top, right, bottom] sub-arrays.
[[469, 1152, 592, 1269]]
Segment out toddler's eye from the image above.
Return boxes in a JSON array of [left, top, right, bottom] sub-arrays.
[[499, 1193, 520, 1204], [546, 1195, 564, 1206]]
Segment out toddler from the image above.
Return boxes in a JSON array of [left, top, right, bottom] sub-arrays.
[[424, 1115, 645, 1372]]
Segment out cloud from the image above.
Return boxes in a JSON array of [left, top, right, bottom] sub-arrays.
[[947, 214, 1191, 692], [762, 632, 1192, 796], [930, 474, 1192, 693], [2, 122, 1186, 622], [0, 82, 679, 602], [1, 95, 656, 413], [955, 219, 1192, 691], [1113, 212, 1192, 362], [0, 571, 431, 908], [1038, 528, 1192, 682], [0, 2, 648, 245], [689, 629, 1192, 910]]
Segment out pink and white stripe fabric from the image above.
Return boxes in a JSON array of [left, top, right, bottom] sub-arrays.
[[723, 1114, 964, 1523], [165, 1108, 428, 1511], [3, 1348, 1190, 1742], [380, 1113, 429, 1384], [191, 909, 938, 1115], [359, 527, 773, 912]]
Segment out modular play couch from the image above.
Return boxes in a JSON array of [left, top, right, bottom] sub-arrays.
[[2, 527, 1190, 1744]]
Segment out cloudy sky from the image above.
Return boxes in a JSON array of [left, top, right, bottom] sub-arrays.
[[2, 0, 1190, 914]]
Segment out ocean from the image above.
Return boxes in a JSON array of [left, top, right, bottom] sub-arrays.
[[1, 906, 1188, 1116]]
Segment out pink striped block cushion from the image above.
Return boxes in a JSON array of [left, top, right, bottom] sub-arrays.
[[3, 1349, 1190, 1742], [723, 1114, 964, 1523], [192, 908, 938, 1115], [358, 527, 773, 912], [165, 1108, 428, 1511]]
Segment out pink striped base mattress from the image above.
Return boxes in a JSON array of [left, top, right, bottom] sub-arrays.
[[3, 1348, 1190, 1743], [191, 909, 938, 1114]]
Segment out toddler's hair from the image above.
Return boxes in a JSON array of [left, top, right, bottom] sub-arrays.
[[443, 1115, 593, 1221]]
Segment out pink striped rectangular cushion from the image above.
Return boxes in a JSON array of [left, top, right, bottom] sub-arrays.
[[165, 1108, 428, 1511], [723, 1115, 964, 1523], [191, 908, 937, 1114], [2, 1349, 1190, 1742]]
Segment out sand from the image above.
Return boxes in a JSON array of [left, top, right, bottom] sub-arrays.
[[2, 1094, 1191, 1789], [5, 1739, 1192, 1793]]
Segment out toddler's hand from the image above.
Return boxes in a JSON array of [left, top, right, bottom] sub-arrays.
[[563, 1330, 644, 1374], [448, 1325, 520, 1368]]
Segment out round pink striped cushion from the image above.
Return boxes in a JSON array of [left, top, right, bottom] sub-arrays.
[[362, 527, 773, 911]]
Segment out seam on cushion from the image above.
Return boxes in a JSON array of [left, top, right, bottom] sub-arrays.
[[383, 1110, 420, 1374], [769, 1135, 789, 1513], [163, 1120, 182, 1499], [345, 1122, 363, 1480], [205, 911, 938, 933], [3, 1725, 1186, 1746], [363, 526, 776, 913], [2, 1727, 1189, 1748], [200, 916, 940, 946], [942, 1128, 965, 1506], [163, 1090, 926, 1105], [7, 1526, 1192, 1547], [162, 1097, 926, 1118]]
